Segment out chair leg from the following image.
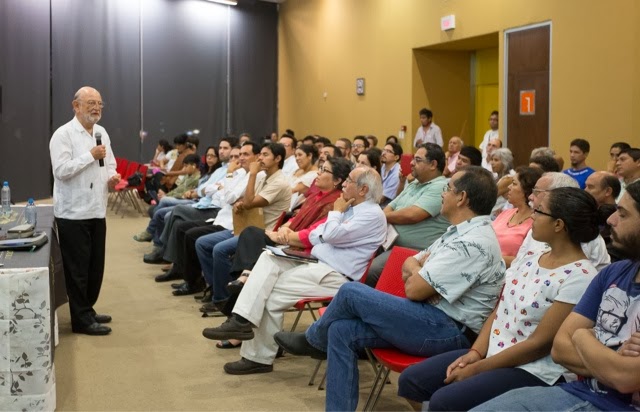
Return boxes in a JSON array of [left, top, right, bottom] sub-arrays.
[[317, 368, 327, 390], [308, 359, 323, 386], [363, 366, 391, 412]]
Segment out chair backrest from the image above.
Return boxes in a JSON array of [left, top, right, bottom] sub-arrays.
[[134, 164, 149, 190], [374, 246, 417, 298], [122, 161, 139, 180], [116, 158, 129, 176], [400, 154, 413, 176]]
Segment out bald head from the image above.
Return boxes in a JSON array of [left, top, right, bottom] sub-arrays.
[[72, 86, 103, 129], [585, 171, 621, 206]]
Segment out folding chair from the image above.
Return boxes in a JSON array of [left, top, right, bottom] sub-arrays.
[[120, 164, 149, 217], [112, 161, 141, 216]]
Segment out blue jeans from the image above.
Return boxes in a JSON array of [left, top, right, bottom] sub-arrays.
[[398, 349, 548, 411], [470, 386, 601, 411], [211, 236, 239, 302], [195, 230, 234, 302], [305, 282, 470, 412]]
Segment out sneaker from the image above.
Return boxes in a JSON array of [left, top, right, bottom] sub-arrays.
[[202, 317, 254, 341], [223, 358, 272, 375], [133, 231, 153, 242]]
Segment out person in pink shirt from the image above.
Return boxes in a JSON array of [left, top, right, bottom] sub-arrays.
[[492, 167, 543, 267]]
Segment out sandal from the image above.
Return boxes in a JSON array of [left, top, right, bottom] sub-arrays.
[[216, 340, 242, 349]]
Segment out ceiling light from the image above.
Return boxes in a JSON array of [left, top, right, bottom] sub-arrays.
[[205, 0, 238, 5]]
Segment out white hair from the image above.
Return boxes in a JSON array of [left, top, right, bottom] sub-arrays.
[[355, 166, 383, 203], [544, 172, 580, 189], [531, 146, 556, 158]]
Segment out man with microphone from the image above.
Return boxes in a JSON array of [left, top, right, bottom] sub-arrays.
[[50, 86, 121, 336]]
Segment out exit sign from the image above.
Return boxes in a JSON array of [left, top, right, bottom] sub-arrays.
[[520, 90, 535, 115]]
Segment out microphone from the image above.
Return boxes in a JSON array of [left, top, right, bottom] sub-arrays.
[[96, 132, 104, 167]]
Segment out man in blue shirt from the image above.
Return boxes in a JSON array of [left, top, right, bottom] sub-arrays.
[[563, 138, 595, 189], [472, 181, 640, 412]]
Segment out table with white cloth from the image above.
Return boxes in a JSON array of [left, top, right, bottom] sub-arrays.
[[0, 205, 65, 411]]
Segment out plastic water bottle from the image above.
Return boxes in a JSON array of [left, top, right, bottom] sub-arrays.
[[1, 181, 10, 216], [25, 198, 37, 227]]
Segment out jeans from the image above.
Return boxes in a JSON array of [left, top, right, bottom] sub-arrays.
[[195, 229, 234, 302], [398, 349, 548, 411], [305, 282, 470, 412], [209, 235, 239, 301], [470, 386, 601, 411]]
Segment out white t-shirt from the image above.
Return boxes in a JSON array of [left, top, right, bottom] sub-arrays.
[[487, 250, 598, 384]]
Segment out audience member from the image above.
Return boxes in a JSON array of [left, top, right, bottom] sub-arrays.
[[195, 143, 291, 307], [489, 147, 515, 218], [366, 135, 378, 148], [315, 136, 332, 151], [563, 138, 595, 189], [238, 133, 252, 145], [413, 108, 443, 148], [275, 166, 505, 411], [335, 138, 352, 160], [399, 187, 599, 411], [365, 143, 450, 287], [615, 147, 640, 201], [385, 135, 399, 145], [380, 142, 402, 206], [585, 171, 621, 207], [482, 137, 503, 172], [151, 139, 173, 168], [529, 154, 561, 172], [203, 166, 387, 376], [479, 110, 499, 160], [607, 141, 630, 174], [302, 135, 316, 146], [531, 146, 565, 171], [491, 167, 542, 267], [455, 146, 483, 172], [511, 172, 611, 271], [357, 150, 381, 175], [351, 136, 369, 161], [318, 145, 343, 167], [197, 146, 220, 177], [289, 144, 319, 210], [472, 181, 640, 412], [279, 134, 298, 177], [444, 136, 463, 177]]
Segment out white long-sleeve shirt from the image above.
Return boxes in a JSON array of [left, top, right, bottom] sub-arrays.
[[50, 116, 117, 220]]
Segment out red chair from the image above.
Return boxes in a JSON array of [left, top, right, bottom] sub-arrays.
[[362, 246, 427, 411], [112, 161, 141, 216], [120, 164, 149, 217], [400, 154, 413, 176]]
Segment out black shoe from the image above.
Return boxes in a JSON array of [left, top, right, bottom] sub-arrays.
[[226, 279, 245, 297], [194, 286, 212, 301], [223, 358, 272, 375], [274, 331, 327, 360], [94, 314, 112, 324], [203, 317, 254, 341], [171, 282, 186, 289], [199, 301, 225, 314], [172, 282, 205, 296], [143, 247, 166, 264], [72, 322, 112, 336], [155, 271, 182, 283]]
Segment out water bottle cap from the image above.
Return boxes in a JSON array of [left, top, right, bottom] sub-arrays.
[[28, 198, 34, 203], [3, 181, 7, 186]]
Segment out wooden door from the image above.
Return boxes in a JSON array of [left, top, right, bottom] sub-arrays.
[[506, 25, 550, 167]]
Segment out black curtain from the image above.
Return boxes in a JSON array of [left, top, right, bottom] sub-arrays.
[[0, 0, 51, 202], [141, 0, 228, 152], [51, 0, 142, 161], [230, 1, 278, 141]]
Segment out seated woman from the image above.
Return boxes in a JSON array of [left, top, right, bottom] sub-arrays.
[[492, 166, 543, 268], [151, 139, 173, 168], [397, 187, 601, 412], [289, 144, 319, 210], [357, 149, 382, 175], [489, 148, 516, 218]]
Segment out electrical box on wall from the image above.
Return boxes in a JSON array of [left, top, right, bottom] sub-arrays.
[[441, 15, 456, 31], [356, 78, 365, 96]]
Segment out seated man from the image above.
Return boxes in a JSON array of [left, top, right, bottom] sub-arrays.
[[455, 145, 482, 172], [276, 166, 506, 411], [473, 181, 640, 412], [202, 166, 387, 375], [616, 147, 640, 201], [365, 143, 449, 287], [380, 142, 402, 206]]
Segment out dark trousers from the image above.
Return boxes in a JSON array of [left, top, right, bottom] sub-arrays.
[[397, 349, 549, 411], [180, 223, 226, 285], [229, 225, 274, 275], [55, 218, 106, 329]]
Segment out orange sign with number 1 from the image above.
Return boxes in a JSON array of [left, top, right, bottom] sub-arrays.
[[520, 90, 535, 115]]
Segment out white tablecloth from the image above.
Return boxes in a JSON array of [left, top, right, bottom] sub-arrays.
[[0, 267, 56, 411]]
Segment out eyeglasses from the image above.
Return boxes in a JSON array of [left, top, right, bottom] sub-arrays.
[[531, 188, 550, 196], [78, 100, 105, 108], [352, 144, 365, 149], [443, 184, 457, 193], [533, 208, 555, 219], [318, 166, 333, 175], [344, 176, 355, 184], [383, 149, 396, 154], [413, 157, 429, 164]]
